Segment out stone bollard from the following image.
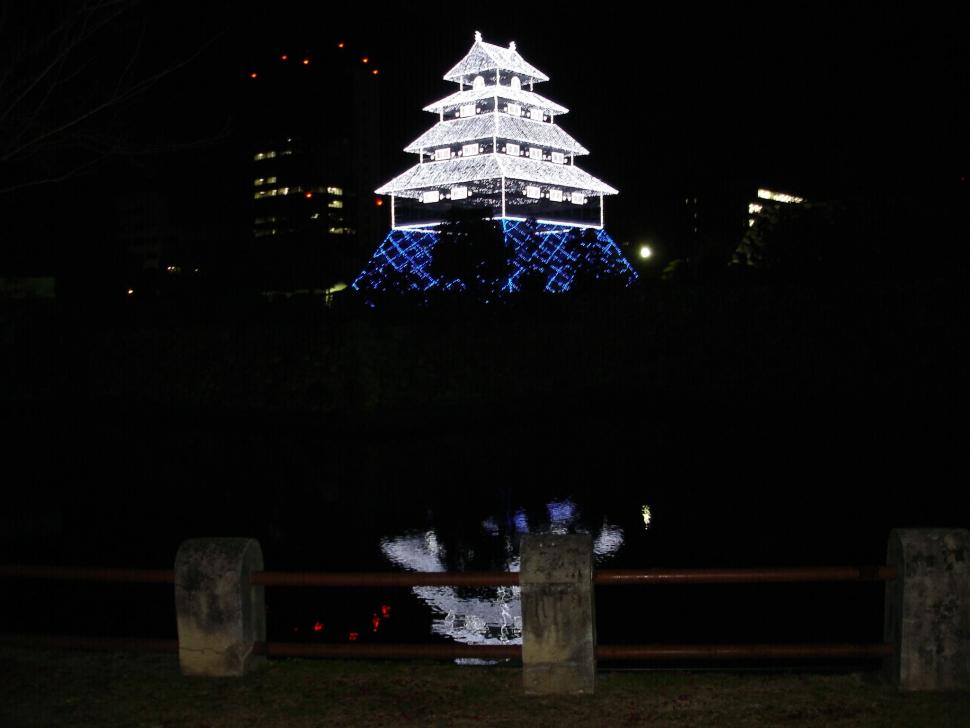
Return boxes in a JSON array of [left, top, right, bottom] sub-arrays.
[[520, 533, 595, 695], [175, 538, 266, 677], [884, 528, 970, 691]]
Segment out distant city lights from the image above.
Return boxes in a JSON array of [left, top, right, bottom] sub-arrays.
[[641, 505, 652, 529], [249, 72, 257, 79], [281, 54, 288, 61], [302, 58, 310, 65]]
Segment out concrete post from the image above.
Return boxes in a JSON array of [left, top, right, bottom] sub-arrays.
[[175, 538, 266, 677], [884, 528, 970, 691], [520, 533, 595, 694]]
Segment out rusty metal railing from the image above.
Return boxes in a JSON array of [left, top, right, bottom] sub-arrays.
[[0, 563, 896, 663], [0, 565, 897, 587]]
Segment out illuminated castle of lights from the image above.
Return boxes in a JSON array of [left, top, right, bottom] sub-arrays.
[[352, 32, 637, 294]]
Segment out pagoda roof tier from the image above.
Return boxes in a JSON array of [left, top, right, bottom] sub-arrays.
[[423, 86, 568, 115], [444, 38, 549, 85], [404, 116, 589, 156], [375, 155, 618, 197]]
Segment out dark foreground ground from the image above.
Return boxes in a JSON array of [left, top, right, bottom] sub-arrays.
[[2, 647, 968, 728]]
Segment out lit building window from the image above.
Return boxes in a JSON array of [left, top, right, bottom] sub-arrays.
[[328, 199, 344, 208], [529, 147, 542, 161], [748, 203, 763, 214], [507, 103, 521, 117], [526, 185, 541, 199], [571, 192, 585, 205], [435, 148, 451, 161], [451, 186, 468, 200], [757, 188, 804, 204], [327, 186, 343, 196], [462, 143, 479, 157], [551, 151, 565, 165], [422, 191, 440, 204], [505, 143, 520, 156], [459, 104, 474, 118], [549, 188, 563, 202], [255, 178, 265, 186], [254, 151, 277, 161]]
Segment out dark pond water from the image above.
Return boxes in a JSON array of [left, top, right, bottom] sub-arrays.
[[3, 399, 964, 665]]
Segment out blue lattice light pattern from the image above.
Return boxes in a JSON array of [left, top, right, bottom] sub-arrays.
[[351, 220, 638, 295]]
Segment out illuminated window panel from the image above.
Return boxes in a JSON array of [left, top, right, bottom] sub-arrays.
[[435, 148, 451, 161], [459, 104, 474, 118], [328, 199, 344, 208], [529, 147, 542, 161], [327, 186, 344, 196], [507, 103, 521, 117], [505, 143, 520, 156], [422, 190, 440, 204], [757, 188, 804, 204], [526, 185, 541, 199], [549, 188, 563, 202], [551, 151, 564, 164], [451, 186, 468, 200], [748, 203, 763, 214], [571, 192, 585, 205], [462, 143, 479, 157]]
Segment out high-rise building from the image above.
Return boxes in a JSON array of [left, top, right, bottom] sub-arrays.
[[244, 45, 380, 292]]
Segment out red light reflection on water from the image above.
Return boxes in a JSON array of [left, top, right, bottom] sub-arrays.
[[371, 614, 380, 632], [381, 605, 391, 619], [313, 621, 324, 632], [348, 632, 359, 641]]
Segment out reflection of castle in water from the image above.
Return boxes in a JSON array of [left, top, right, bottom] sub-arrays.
[[379, 499, 624, 645]]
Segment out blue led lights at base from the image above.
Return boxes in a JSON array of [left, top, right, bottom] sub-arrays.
[[351, 220, 638, 295]]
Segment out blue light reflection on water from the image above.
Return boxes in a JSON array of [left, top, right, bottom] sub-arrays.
[[379, 499, 624, 645]]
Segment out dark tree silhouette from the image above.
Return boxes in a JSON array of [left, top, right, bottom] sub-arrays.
[[0, 2, 224, 197], [431, 207, 508, 294]]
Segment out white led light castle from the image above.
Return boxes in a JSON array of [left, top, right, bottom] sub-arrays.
[[353, 32, 637, 295]]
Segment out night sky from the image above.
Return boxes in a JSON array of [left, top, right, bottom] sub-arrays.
[[3, 2, 968, 268]]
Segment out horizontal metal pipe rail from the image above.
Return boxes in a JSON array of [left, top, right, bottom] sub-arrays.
[[256, 642, 521, 660], [595, 566, 897, 585], [0, 633, 179, 653], [0, 565, 897, 587], [0, 633, 892, 661], [0, 565, 176, 583], [0, 564, 896, 664], [597, 643, 893, 660], [250, 571, 518, 587]]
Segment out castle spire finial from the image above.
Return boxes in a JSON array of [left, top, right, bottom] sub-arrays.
[[474, 30, 482, 43], [509, 41, 516, 52]]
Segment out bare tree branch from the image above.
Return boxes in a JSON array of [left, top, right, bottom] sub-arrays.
[[0, 3, 225, 193]]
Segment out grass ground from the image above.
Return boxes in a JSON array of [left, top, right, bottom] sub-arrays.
[[2, 647, 969, 728]]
